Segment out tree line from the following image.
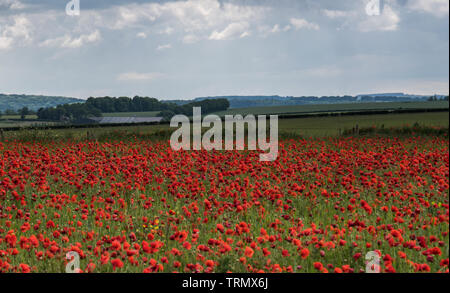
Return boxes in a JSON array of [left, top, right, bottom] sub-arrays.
[[36, 96, 230, 122], [37, 103, 102, 122], [0, 107, 35, 120], [428, 95, 449, 101]]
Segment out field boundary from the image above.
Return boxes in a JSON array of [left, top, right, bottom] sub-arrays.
[[0, 107, 448, 132]]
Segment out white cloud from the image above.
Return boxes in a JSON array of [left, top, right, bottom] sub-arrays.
[[257, 23, 292, 37], [322, 9, 355, 19], [108, 0, 266, 43], [159, 27, 174, 35], [157, 43, 172, 51], [322, 4, 400, 33], [136, 32, 147, 39], [110, 0, 266, 33], [282, 25, 291, 32], [113, 4, 161, 29], [270, 24, 280, 33], [0, 36, 12, 50], [182, 34, 200, 44], [0, 0, 444, 52], [358, 5, 400, 32], [0, 15, 32, 50], [239, 31, 251, 38], [209, 22, 250, 40], [0, 0, 269, 49], [258, 24, 283, 37], [117, 72, 165, 81], [162, 0, 265, 32], [407, 0, 449, 18], [0, 0, 25, 10], [40, 30, 101, 49], [289, 18, 320, 30]]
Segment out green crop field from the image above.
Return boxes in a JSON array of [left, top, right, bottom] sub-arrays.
[[0, 114, 38, 120], [1, 111, 448, 141], [0, 121, 55, 128], [102, 111, 161, 117], [0, 112, 162, 128], [214, 101, 449, 116], [1, 109, 448, 274], [2, 102, 447, 130], [277, 111, 449, 137], [0, 114, 43, 128]]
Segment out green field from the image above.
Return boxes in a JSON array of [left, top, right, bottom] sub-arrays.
[[2, 101, 447, 129], [278, 111, 449, 136], [102, 111, 161, 117], [0, 112, 162, 128], [0, 114, 38, 120], [214, 101, 449, 116], [72, 101, 450, 119], [0, 121, 57, 128], [0, 114, 41, 128], [1, 111, 448, 141]]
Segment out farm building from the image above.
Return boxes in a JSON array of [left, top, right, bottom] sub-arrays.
[[89, 117, 163, 124]]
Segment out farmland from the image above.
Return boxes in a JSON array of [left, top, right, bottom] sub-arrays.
[[1, 101, 447, 129], [102, 111, 162, 118], [0, 133, 448, 273], [1, 111, 448, 141], [0, 104, 449, 273], [63, 101, 450, 118], [277, 111, 449, 137], [214, 101, 449, 116]]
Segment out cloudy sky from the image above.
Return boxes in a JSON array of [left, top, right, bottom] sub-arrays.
[[0, 0, 448, 100]]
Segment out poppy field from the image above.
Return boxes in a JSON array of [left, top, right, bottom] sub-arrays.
[[0, 135, 448, 273]]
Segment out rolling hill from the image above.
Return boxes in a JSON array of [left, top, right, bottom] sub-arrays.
[[169, 93, 446, 109], [0, 94, 83, 112]]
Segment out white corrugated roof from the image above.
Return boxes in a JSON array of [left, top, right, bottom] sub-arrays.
[[89, 117, 163, 124]]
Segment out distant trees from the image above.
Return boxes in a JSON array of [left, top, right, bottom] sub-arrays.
[[427, 95, 449, 101], [160, 110, 176, 121], [83, 96, 230, 115], [36, 96, 230, 122], [156, 98, 230, 120], [158, 99, 230, 119], [20, 107, 30, 120], [4, 109, 16, 116], [37, 103, 102, 122], [85, 96, 167, 113], [180, 99, 230, 115]]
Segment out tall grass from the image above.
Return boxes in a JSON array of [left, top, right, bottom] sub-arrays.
[[342, 124, 449, 137], [1, 123, 447, 144]]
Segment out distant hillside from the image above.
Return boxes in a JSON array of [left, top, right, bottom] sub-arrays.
[[356, 93, 447, 98], [0, 94, 83, 112], [189, 94, 443, 109]]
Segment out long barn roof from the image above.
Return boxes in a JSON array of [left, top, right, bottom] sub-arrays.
[[89, 117, 163, 124]]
